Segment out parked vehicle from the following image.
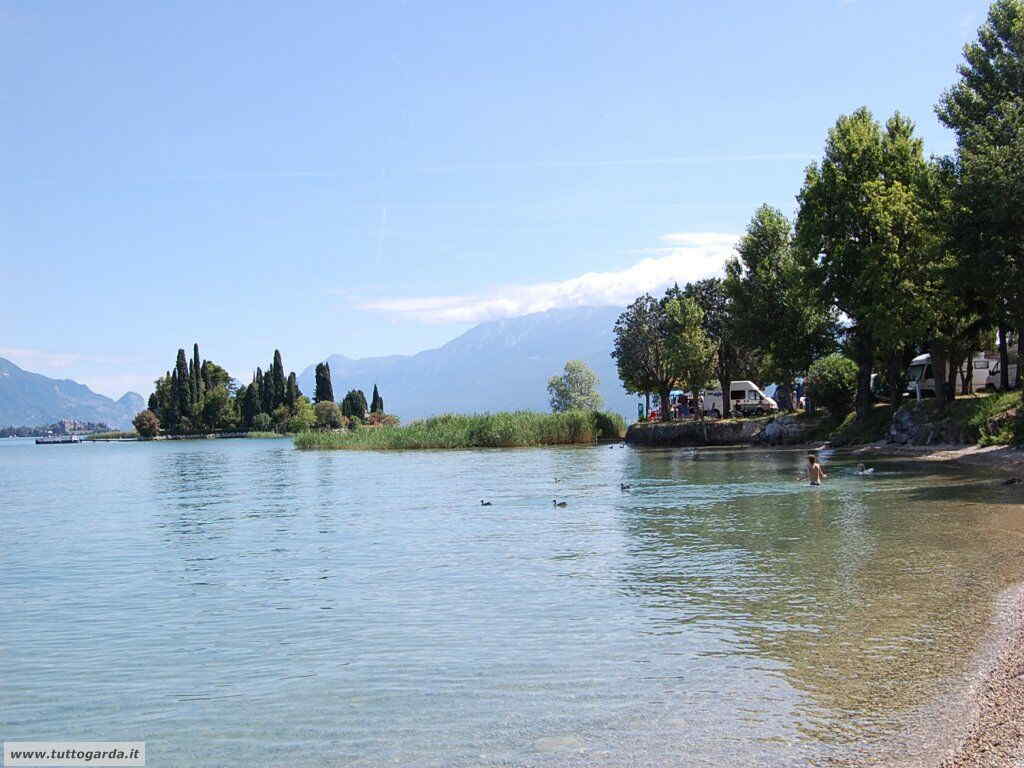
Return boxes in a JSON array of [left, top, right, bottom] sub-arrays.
[[986, 361, 1020, 391], [702, 381, 778, 418], [905, 352, 994, 398]]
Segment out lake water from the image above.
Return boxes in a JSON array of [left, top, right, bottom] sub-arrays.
[[3, 437, 1023, 767]]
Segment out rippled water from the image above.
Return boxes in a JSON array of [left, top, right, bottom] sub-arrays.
[[3, 437, 1023, 766]]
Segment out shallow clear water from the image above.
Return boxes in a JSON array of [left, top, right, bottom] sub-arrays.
[[2, 437, 1023, 766]]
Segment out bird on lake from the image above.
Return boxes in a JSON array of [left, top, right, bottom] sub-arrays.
[[553, 499, 567, 507], [620, 483, 631, 490], [1003, 478, 1022, 486], [480, 500, 493, 506]]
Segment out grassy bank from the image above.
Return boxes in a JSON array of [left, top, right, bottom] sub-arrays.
[[294, 410, 625, 450], [828, 390, 1022, 447]]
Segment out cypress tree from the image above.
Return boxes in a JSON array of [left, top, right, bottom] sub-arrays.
[[370, 384, 383, 414], [193, 343, 204, 402], [175, 349, 191, 419], [262, 369, 274, 415], [271, 350, 286, 410], [314, 362, 335, 403], [286, 372, 299, 408]]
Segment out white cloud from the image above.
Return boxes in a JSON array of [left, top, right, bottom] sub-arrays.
[[359, 232, 739, 324]]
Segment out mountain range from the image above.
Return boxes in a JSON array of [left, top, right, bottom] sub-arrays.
[[1, 306, 636, 429], [0, 357, 145, 429], [298, 306, 636, 422]]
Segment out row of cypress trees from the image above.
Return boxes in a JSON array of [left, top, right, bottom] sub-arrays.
[[146, 345, 306, 434], [312, 361, 385, 420]]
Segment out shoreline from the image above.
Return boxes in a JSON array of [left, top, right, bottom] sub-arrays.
[[849, 441, 1024, 477], [833, 440, 1024, 766], [937, 585, 1024, 767]]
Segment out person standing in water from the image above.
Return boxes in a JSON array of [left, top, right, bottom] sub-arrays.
[[807, 454, 828, 486]]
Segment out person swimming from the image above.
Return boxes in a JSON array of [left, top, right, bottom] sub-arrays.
[[807, 454, 828, 486], [855, 463, 875, 475]]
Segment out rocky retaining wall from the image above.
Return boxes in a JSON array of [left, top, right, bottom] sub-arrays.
[[626, 414, 821, 447]]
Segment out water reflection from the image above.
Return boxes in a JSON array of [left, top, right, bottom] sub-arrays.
[[615, 448, 1024, 757]]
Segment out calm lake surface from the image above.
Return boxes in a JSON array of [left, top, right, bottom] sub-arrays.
[[3, 437, 1023, 766]]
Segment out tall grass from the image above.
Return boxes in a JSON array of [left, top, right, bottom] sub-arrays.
[[84, 431, 138, 440], [294, 410, 625, 450]]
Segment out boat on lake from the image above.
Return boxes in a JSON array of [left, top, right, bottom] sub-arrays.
[[35, 435, 82, 445]]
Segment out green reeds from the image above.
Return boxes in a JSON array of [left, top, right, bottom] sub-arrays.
[[294, 410, 625, 450]]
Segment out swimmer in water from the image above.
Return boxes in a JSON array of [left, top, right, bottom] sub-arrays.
[[807, 454, 827, 486], [855, 463, 874, 475]]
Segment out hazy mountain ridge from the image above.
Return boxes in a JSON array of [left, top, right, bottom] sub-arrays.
[[298, 306, 636, 421], [0, 357, 144, 429]]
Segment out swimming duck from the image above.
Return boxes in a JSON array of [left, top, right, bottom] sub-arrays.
[[553, 499, 567, 507], [620, 483, 631, 490], [480, 500, 493, 506]]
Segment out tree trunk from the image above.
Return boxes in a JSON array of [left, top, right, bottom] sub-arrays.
[[947, 357, 960, 400], [774, 382, 793, 412], [718, 376, 731, 418], [659, 387, 672, 422], [645, 392, 651, 419], [932, 340, 949, 411], [886, 350, 905, 410], [854, 332, 874, 420], [999, 325, 1010, 390], [1017, 328, 1022, 389]]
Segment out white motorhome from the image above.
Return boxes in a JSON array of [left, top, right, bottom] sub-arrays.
[[701, 381, 778, 417], [985, 360, 1020, 391], [905, 352, 993, 398]]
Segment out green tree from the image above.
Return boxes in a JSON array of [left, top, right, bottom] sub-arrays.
[[725, 205, 838, 410], [314, 362, 335, 403], [370, 384, 384, 414], [680, 278, 752, 418], [200, 386, 236, 431], [340, 389, 368, 419], [174, 348, 191, 422], [796, 108, 938, 417], [806, 354, 858, 418], [252, 412, 272, 432], [937, 2, 1024, 389], [314, 400, 343, 429], [547, 360, 604, 412], [663, 295, 716, 401], [612, 295, 678, 421], [271, 350, 286, 410], [132, 409, 160, 438], [286, 372, 299, 408]]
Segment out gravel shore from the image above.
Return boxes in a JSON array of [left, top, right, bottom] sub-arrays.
[[938, 587, 1024, 767], [844, 442, 1024, 766]]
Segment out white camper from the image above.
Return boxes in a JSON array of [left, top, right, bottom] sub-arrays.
[[986, 360, 1020, 391], [905, 352, 993, 398], [701, 381, 778, 417]]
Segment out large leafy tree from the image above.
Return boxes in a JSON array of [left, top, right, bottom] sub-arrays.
[[663, 295, 716, 400], [796, 108, 938, 417], [612, 295, 679, 421], [937, 1, 1024, 388], [547, 360, 604, 412], [679, 278, 753, 418], [726, 205, 838, 410], [341, 389, 368, 420]]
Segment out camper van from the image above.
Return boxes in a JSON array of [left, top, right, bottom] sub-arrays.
[[702, 381, 778, 418], [905, 353, 993, 398], [986, 360, 1020, 391]]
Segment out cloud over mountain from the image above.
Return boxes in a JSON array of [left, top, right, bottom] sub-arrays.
[[359, 232, 738, 324]]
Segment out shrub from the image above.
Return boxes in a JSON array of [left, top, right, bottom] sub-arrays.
[[366, 411, 399, 427], [314, 401, 343, 429], [807, 353, 857, 417], [132, 409, 160, 438]]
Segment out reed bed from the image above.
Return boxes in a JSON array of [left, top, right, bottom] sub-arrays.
[[294, 410, 625, 450]]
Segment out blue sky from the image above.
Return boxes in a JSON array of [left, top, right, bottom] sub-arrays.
[[1, 0, 990, 398]]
